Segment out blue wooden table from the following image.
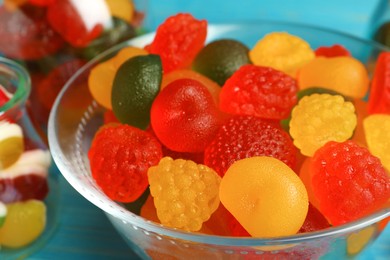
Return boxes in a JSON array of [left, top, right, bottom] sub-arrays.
[[26, 0, 390, 259]]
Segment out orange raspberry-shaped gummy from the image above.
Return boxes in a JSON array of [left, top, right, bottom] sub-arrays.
[[249, 32, 315, 77], [289, 94, 357, 156], [147, 157, 221, 231]]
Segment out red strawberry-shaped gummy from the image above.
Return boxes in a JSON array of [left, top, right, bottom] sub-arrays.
[[151, 78, 224, 153], [315, 44, 351, 57], [204, 115, 297, 177], [220, 65, 298, 120], [311, 140, 390, 226], [88, 124, 162, 203], [47, 0, 104, 47], [299, 203, 330, 233], [0, 4, 64, 60], [148, 13, 207, 73], [368, 52, 390, 114]]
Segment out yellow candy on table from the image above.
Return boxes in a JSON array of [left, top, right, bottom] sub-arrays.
[[363, 114, 390, 172], [0, 200, 46, 248], [0, 121, 24, 170], [289, 94, 357, 156], [297, 56, 369, 99], [249, 32, 315, 77], [219, 156, 308, 238]]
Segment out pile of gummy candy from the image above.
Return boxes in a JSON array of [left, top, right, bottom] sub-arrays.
[[87, 13, 390, 238], [0, 85, 51, 248]]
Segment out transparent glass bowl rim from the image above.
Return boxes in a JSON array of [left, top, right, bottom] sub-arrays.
[[48, 20, 390, 247], [0, 57, 31, 113]]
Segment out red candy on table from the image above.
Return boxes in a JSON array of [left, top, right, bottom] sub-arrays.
[[148, 13, 207, 73], [367, 52, 390, 114], [88, 124, 162, 203], [151, 78, 224, 153], [315, 44, 351, 57], [219, 64, 298, 120], [311, 140, 390, 226], [0, 4, 64, 60], [204, 115, 297, 177]]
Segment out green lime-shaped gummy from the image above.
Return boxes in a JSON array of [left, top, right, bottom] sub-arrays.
[[192, 39, 251, 86], [112, 54, 162, 129]]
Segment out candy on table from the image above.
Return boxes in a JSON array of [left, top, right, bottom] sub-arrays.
[[249, 32, 315, 77], [151, 78, 224, 153], [204, 115, 297, 177], [111, 54, 162, 129], [367, 52, 390, 114], [219, 156, 308, 237], [0, 199, 46, 248], [311, 140, 390, 226], [219, 64, 298, 120], [88, 123, 162, 203], [314, 44, 351, 57], [88, 46, 148, 110], [363, 114, 390, 172], [289, 94, 357, 156], [0, 121, 24, 169], [147, 13, 207, 73], [192, 39, 251, 86], [297, 56, 370, 99], [147, 157, 221, 231]]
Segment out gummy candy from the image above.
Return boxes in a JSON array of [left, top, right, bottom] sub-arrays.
[[161, 69, 221, 105], [151, 78, 223, 153], [363, 114, 390, 171], [0, 4, 64, 60], [249, 32, 315, 76], [289, 94, 357, 156], [0, 86, 11, 107], [193, 39, 251, 85], [315, 44, 351, 57], [311, 140, 390, 225], [148, 13, 207, 73], [299, 157, 321, 210], [299, 204, 330, 233], [204, 115, 297, 177], [0, 122, 24, 169], [0, 202, 5, 227], [219, 65, 298, 120], [351, 99, 369, 147], [89, 124, 162, 203], [147, 157, 221, 231], [28, 0, 55, 6], [111, 54, 162, 129], [298, 56, 369, 99], [0, 199, 46, 248], [111, 46, 148, 69], [367, 52, 390, 114], [105, 0, 134, 24], [219, 156, 308, 237]]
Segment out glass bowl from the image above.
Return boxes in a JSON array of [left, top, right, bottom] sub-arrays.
[[48, 21, 390, 259]]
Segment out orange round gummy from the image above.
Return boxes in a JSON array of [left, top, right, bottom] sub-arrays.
[[112, 46, 148, 69], [299, 157, 321, 210], [298, 56, 369, 99], [219, 156, 308, 238], [88, 59, 116, 109], [249, 32, 315, 77], [161, 69, 221, 105]]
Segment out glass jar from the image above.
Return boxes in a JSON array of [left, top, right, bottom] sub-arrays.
[[0, 56, 59, 258], [0, 0, 147, 142]]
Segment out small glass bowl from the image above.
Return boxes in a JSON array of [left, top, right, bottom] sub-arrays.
[[48, 21, 390, 259]]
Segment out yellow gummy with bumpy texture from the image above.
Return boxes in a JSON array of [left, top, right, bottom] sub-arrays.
[[249, 32, 315, 77], [289, 94, 357, 156], [363, 114, 390, 173], [0, 200, 46, 248], [219, 156, 308, 238], [147, 157, 221, 231]]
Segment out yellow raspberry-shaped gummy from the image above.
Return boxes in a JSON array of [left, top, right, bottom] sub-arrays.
[[249, 32, 315, 77], [147, 157, 221, 231], [220, 156, 308, 237], [363, 114, 390, 172], [289, 94, 357, 156]]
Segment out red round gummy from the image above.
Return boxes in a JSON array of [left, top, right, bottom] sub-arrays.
[[315, 44, 351, 57], [151, 78, 224, 153], [368, 52, 390, 114], [0, 5, 64, 60], [88, 124, 162, 203], [219, 65, 298, 120], [311, 140, 390, 226], [204, 115, 297, 177], [148, 13, 207, 73]]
